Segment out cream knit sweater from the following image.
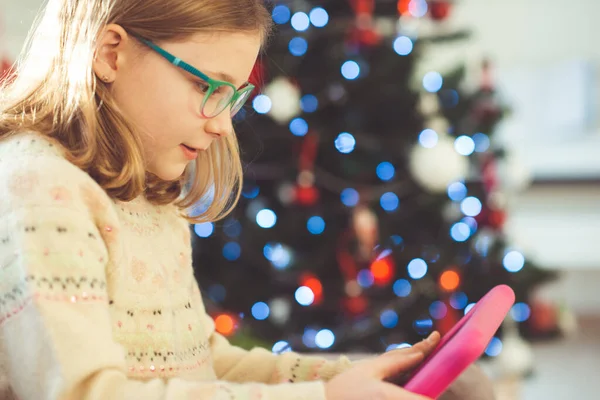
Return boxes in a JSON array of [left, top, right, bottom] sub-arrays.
[[0, 132, 352, 400]]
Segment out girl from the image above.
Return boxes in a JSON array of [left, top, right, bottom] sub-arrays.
[[0, 1, 493, 399]]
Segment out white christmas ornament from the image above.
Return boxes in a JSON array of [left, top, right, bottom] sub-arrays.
[[410, 136, 469, 193], [269, 298, 291, 325], [263, 77, 301, 124], [498, 152, 532, 193], [494, 318, 534, 378]]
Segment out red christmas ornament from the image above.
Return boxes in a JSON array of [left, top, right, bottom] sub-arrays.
[[429, 1, 453, 21], [488, 209, 506, 230], [300, 273, 324, 304], [294, 185, 319, 206], [347, 0, 381, 47], [248, 59, 266, 92], [343, 295, 368, 315]]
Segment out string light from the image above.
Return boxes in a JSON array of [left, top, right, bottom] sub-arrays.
[[289, 37, 308, 56], [222, 242, 241, 261], [242, 184, 259, 199], [303, 329, 318, 348], [263, 243, 292, 269], [450, 222, 471, 242], [289, 117, 308, 136], [194, 222, 214, 238], [291, 12, 310, 31], [485, 337, 503, 357], [307, 216, 326, 235], [429, 301, 448, 319], [450, 292, 468, 309], [511, 303, 531, 322], [341, 188, 359, 207], [413, 318, 433, 335], [461, 196, 482, 217], [423, 72, 443, 93], [272, 5, 291, 24], [386, 343, 411, 351], [393, 279, 412, 297], [380, 192, 399, 212], [447, 181, 467, 201], [419, 128, 438, 148], [440, 270, 460, 291], [335, 132, 356, 153], [341, 61, 360, 80], [315, 329, 335, 349], [393, 36, 413, 56], [215, 314, 236, 336], [253, 94, 272, 114], [380, 310, 399, 328], [473, 133, 491, 152], [309, 7, 329, 27], [272, 340, 291, 353], [376, 162, 395, 181], [357, 269, 375, 288], [301, 94, 318, 112], [370, 258, 394, 285], [465, 303, 476, 315], [295, 286, 315, 306], [454, 135, 476, 156], [251, 302, 270, 320], [256, 209, 277, 228], [407, 258, 428, 280], [503, 251, 525, 272], [409, 0, 429, 17]]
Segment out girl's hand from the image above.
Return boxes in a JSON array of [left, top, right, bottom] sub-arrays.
[[324, 332, 441, 400]]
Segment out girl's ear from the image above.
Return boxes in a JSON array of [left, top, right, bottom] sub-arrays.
[[93, 24, 131, 84]]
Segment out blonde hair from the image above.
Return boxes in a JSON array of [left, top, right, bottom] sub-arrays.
[[0, 0, 272, 223]]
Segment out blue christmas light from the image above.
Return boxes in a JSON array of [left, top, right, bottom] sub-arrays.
[[307, 216, 326, 235], [302, 329, 318, 348], [272, 5, 291, 24], [251, 302, 270, 320], [450, 292, 468, 309], [295, 286, 315, 306], [391, 235, 404, 246], [462, 217, 478, 233], [423, 72, 443, 93], [223, 242, 241, 261], [242, 184, 259, 199], [485, 337, 503, 357], [309, 7, 329, 27], [393, 279, 412, 297], [341, 61, 360, 80], [301, 94, 318, 112], [380, 192, 399, 212], [447, 181, 467, 202], [256, 209, 277, 228], [376, 162, 395, 181], [341, 188, 359, 207], [253, 94, 272, 114], [194, 222, 214, 238], [450, 222, 471, 242], [465, 303, 476, 315], [223, 219, 241, 238], [380, 310, 399, 329], [315, 329, 335, 349], [289, 117, 308, 136], [208, 284, 226, 302], [419, 129, 438, 148], [393, 36, 413, 56], [291, 12, 310, 31], [511, 303, 531, 322], [454, 135, 476, 156], [503, 251, 525, 272], [288, 37, 308, 56], [407, 258, 428, 280], [272, 340, 291, 353], [263, 243, 292, 269], [473, 133, 491, 153], [357, 269, 374, 288], [409, 0, 429, 17], [413, 318, 434, 335], [335, 132, 356, 153], [430, 301, 448, 319], [461, 196, 483, 217], [440, 89, 459, 108]]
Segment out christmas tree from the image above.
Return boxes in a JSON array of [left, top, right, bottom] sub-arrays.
[[190, 0, 556, 355]]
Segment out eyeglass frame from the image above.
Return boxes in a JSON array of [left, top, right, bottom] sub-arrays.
[[131, 34, 256, 119]]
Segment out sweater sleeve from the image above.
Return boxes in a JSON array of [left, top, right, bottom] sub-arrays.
[[192, 284, 353, 385], [0, 156, 328, 400]]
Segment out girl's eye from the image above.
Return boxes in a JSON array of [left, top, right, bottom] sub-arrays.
[[197, 81, 210, 94]]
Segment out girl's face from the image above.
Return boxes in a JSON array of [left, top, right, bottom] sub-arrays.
[[94, 27, 261, 181]]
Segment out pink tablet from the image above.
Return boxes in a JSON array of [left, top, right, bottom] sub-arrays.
[[403, 284, 515, 399]]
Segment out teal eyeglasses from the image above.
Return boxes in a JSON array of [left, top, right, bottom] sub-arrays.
[[134, 35, 255, 118]]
